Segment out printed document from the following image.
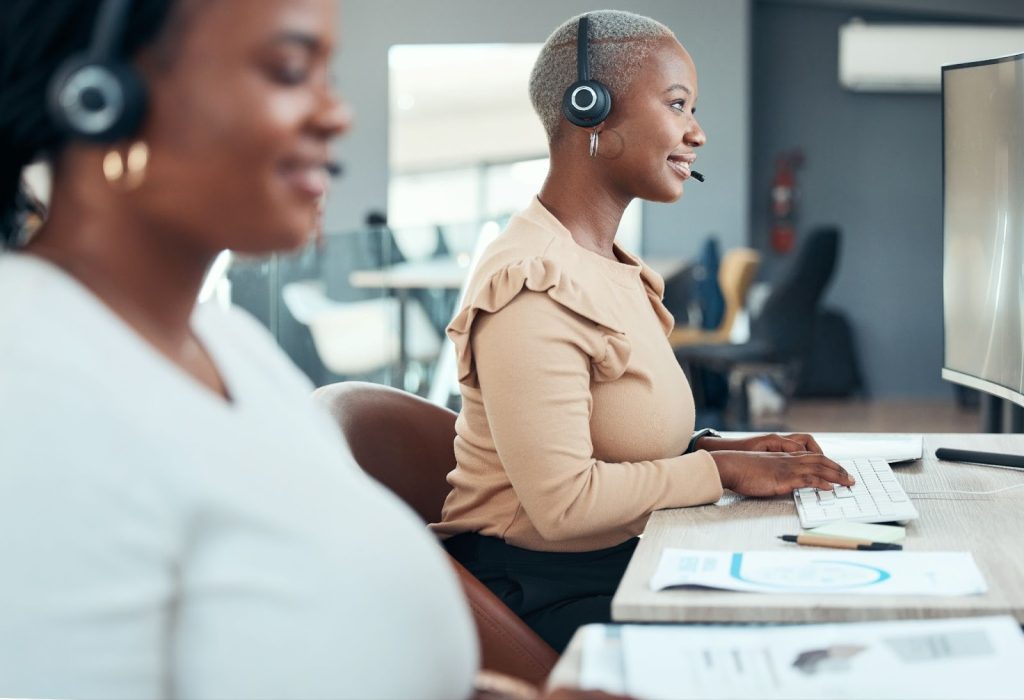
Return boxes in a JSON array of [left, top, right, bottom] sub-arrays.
[[650, 549, 986, 596], [579, 616, 1024, 699]]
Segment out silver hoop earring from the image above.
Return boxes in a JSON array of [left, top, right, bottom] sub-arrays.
[[589, 131, 599, 158]]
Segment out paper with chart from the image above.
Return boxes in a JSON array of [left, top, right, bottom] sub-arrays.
[[579, 616, 1024, 700], [650, 549, 986, 596]]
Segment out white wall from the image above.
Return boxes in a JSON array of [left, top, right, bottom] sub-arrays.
[[331, 0, 751, 260]]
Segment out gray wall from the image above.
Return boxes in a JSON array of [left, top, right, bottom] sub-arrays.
[[330, 0, 1024, 399], [751, 1, 1024, 398], [331, 0, 751, 261]]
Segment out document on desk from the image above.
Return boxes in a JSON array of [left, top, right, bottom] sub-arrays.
[[650, 549, 987, 596], [724, 432, 923, 463], [578, 616, 1024, 699], [816, 433, 923, 463]]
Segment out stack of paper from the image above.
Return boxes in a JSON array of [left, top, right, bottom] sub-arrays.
[[579, 617, 1024, 699], [805, 522, 905, 542]]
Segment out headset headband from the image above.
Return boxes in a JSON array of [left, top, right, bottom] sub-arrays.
[[577, 15, 591, 82], [89, 0, 133, 62]]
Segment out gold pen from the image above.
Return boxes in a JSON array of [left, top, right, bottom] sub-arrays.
[[778, 534, 902, 551]]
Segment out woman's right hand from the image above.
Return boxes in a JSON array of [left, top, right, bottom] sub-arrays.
[[711, 450, 854, 497]]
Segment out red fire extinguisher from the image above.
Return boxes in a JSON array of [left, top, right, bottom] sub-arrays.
[[770, 150, 803, 254]]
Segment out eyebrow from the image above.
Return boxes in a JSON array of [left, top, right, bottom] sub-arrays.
[[270, 31, 323, 51], [664, 84, 692, 95]]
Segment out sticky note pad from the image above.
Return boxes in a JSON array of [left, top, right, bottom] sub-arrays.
[[805, 522, 906, 543]]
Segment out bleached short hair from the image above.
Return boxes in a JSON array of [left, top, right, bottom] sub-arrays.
[[529, 10, 677, 142]]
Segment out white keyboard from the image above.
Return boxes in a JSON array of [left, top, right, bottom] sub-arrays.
[[793, 457, 919, 528]]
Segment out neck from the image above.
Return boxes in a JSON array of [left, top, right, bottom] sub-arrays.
[[538, 154, 631, 260], [26, 178, 212, 350]]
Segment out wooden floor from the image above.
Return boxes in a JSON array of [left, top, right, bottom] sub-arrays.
[[762, 398, 982, 433]]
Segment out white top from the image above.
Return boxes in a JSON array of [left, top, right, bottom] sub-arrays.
[[0, 254, 478, 700]]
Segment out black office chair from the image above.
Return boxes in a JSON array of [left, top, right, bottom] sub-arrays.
[[676, 227, 840, 428]]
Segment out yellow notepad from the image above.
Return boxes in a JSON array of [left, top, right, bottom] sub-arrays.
[[805, 521, 906, 543]]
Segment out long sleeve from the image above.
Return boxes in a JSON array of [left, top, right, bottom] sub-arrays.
[[431, 196, 723, 552], [472, 291, 722, 547]]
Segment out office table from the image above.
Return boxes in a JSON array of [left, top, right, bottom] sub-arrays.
[[347, 259, 465, 387], [348, 256, 687, 388], [546, 433, 1024, 691], [612, 433, 1024, 624]]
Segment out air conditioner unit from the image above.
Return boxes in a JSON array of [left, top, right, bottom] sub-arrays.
[[839, 20, 1024, 92]]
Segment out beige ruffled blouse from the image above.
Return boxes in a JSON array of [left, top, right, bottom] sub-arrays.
[[430, 197, 723, 553]]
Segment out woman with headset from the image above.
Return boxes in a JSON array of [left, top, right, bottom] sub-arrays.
[[431, 10, 854, 652], [0, 1, 625, 699]]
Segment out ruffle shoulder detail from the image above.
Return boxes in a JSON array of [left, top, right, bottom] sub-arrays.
[[639, 262, 675, 336], [446, 257, 631, 388]]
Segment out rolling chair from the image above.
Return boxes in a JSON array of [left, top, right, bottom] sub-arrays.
[[668, 247, 761, 347], [311, 381, 558, 686], [282, 279, 441, 376], [676, 227, 839, 428]]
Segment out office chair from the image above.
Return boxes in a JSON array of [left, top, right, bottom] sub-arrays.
[[668, 247, 761, 347], [282, 279, 440, 376], [676, 227, 839, 427], [311, 381, 558, 686]]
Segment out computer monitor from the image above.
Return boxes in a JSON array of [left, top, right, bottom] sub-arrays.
[[940, 53, 1024, 469]]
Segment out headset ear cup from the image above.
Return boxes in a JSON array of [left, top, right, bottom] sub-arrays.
[[47, 55, 90, 136], [47, 58, 147, 143], [106, 63, 147, 141], [562, 78, 612, 128]]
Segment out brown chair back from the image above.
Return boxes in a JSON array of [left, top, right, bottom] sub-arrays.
[[669, 247, 761, 348], [716, 247, 761, 339], [312, 381, 558, 686]]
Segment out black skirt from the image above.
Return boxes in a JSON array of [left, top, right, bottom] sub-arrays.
[[443, 532, 639, 653]]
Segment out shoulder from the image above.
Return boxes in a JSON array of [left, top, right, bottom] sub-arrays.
[[448, 258, 631, 386], [194, 302, 315, 395]]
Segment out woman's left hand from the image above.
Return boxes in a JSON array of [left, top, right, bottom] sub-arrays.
[[696, 433, 823, 455]]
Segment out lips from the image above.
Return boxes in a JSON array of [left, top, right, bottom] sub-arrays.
[[667, 153, 696, 180], [278, 159, 331, 198]]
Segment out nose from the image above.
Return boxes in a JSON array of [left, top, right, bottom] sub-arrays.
[[312, 87, 353, 140], [685, 116, 706, 148]]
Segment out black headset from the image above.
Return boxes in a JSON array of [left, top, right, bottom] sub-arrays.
[[47, 0, 147, 143], [561, 15, 612, 128]]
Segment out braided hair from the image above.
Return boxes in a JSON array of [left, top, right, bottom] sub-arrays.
[[0, 0, 175, 247]]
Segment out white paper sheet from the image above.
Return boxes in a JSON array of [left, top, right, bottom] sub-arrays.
[[650, 549, 987, 596], [605, 616, 1024, 699], [816, 433, 923, 463], [724, 432, 923, 463], [578, 625, 626, 694]]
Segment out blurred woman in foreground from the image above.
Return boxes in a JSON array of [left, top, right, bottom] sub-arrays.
[[0, 1, 606, 698]]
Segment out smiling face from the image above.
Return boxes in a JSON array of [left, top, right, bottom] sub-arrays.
[[600, 38, 706, 203], [134, 0, 351, 255]]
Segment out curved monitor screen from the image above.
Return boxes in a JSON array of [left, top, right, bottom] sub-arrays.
[[942, 53, 1024, 408]]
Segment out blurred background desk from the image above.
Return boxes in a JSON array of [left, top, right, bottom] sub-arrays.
[[612, 433, 1024, 624], [349, 256, 687, 392]]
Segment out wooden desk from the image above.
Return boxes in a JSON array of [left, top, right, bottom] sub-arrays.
[[612, 433, 1024, 624]]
